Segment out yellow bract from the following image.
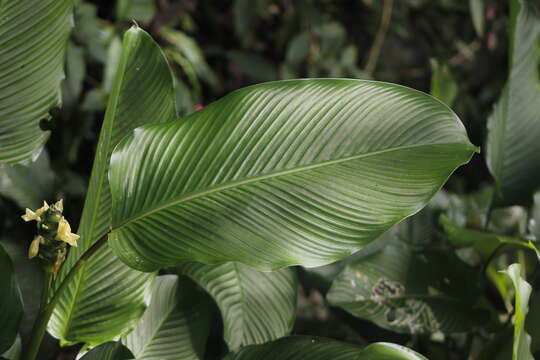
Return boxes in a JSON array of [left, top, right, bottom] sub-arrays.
[[55, 217, 79, 247], [28, 236, 43, 259], [21, 201, 49, 222]]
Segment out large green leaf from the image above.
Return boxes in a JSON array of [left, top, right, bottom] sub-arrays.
[[0, 244, 23, 353], [224, 336, 428, 360], [0, 0, 73, 164], [123, 275, 211, 360], [327, 240, 487, 334], [485, 0, 540, 205], [79, 342, 133, 360], [178, 262, 297, 350], [504, 263, 534, 360], [108, 78, 476, 272], [49, 26, 176, 345]]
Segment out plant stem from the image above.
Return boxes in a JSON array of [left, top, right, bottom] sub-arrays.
[[363, 0, 393, 75], [22, 236, 108, 360]]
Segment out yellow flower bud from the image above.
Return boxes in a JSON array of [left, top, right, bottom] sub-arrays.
[[21, 201, 49, 222], [28, 236, 43, 259], [53, 199, 63, 212], [55, 217, 79, 247]]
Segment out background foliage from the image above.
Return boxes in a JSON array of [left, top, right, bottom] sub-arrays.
[[1, 0, 539, 359]]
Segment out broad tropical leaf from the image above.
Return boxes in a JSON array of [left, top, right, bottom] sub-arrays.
[[124, 275, 212, 360], [49, 26, 176, 345], [485, 0, 540, 205], [178, 262, 297, 350], [0, 244, 23, 353], [79, 342, 133, 360], [224, 336, 428, 360], [327, 240, 487, 334], [108, 78, 476, 272], [0, 0, 73, 164], [504, 263, 534, 360]]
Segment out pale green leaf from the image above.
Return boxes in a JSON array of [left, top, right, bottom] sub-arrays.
[[0, 150, 54, 209], [469, 0, 485, 37], [108, 79, 476, 272], [49, 26, 176, 346], [123, 275, 212, 360], [178, 262, 297, 351], [327, 240, 487, 334], [430, 59, 458, 107], [486, 0, 540, 205], [224, 336, 428, 360], [503, 263, 534, 360], [0, 244, 23, 353], [0, 0, 73, 164]]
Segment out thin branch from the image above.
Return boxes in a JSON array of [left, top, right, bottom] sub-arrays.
[[363, 0, 393, 76]]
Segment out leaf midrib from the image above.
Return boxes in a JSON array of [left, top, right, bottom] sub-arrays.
[[112, 141, 473, 231]]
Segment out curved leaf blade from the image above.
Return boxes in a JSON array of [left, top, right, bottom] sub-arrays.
[[49, 26, 176, 345], [504, 263, 534, 360], [327, 240, 487, 334], [123, 275, 212, 360], [486, 0, 540, 205], [0, 244, 23, 353], [79, 342, 133, 360], [0, 0, 73, 164], [109, 79, 476, 271], [224, 336, 427, 360], [178, 262, 297, 350]]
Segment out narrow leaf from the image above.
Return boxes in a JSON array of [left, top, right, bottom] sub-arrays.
[[0, 0, 73, 164], [49, 26, 177, 345], [109, 79, 476, 272], [486, 0, 540, 205], [503, 263, 534, 360], [178, 262, 297, 350], [124, 275, 212, 360]]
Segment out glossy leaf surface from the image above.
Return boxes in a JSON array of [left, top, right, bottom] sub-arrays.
[[486, 0, 540, 205], [109, 78, 476, 272], [0, 0, 73, 164], [124, 275, 211, 360], [327, 240, 487, 334], [49, 26, 176, 345], [0, 244, 23, 353], [224, 336, 427, 360], [178, 262, 297, 350]]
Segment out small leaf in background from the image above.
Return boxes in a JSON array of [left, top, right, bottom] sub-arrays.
[[227, 50, 278, 82], [233, 0, 271, 46], [0, 244, 23, 354], [224, 336, 428, 360], [0, 150, 55, 210], [124, 275, 212, 360], [327, 240, 487, 334], [285, 32, 310, 65], [485, 0, 540, 206], [79, 341, 133, 360], [1, 335, 20, 360], [503, 263, 534, 360], [469, 0, 485, 38], [0, 0, 73, 164], [62, 42, 86, 109], [430, 59, 458, 107], [178, 262, 297, 351], [73, 2, 115, 63], [116, 0, 156, 23], [108, 79, 476, 272]]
